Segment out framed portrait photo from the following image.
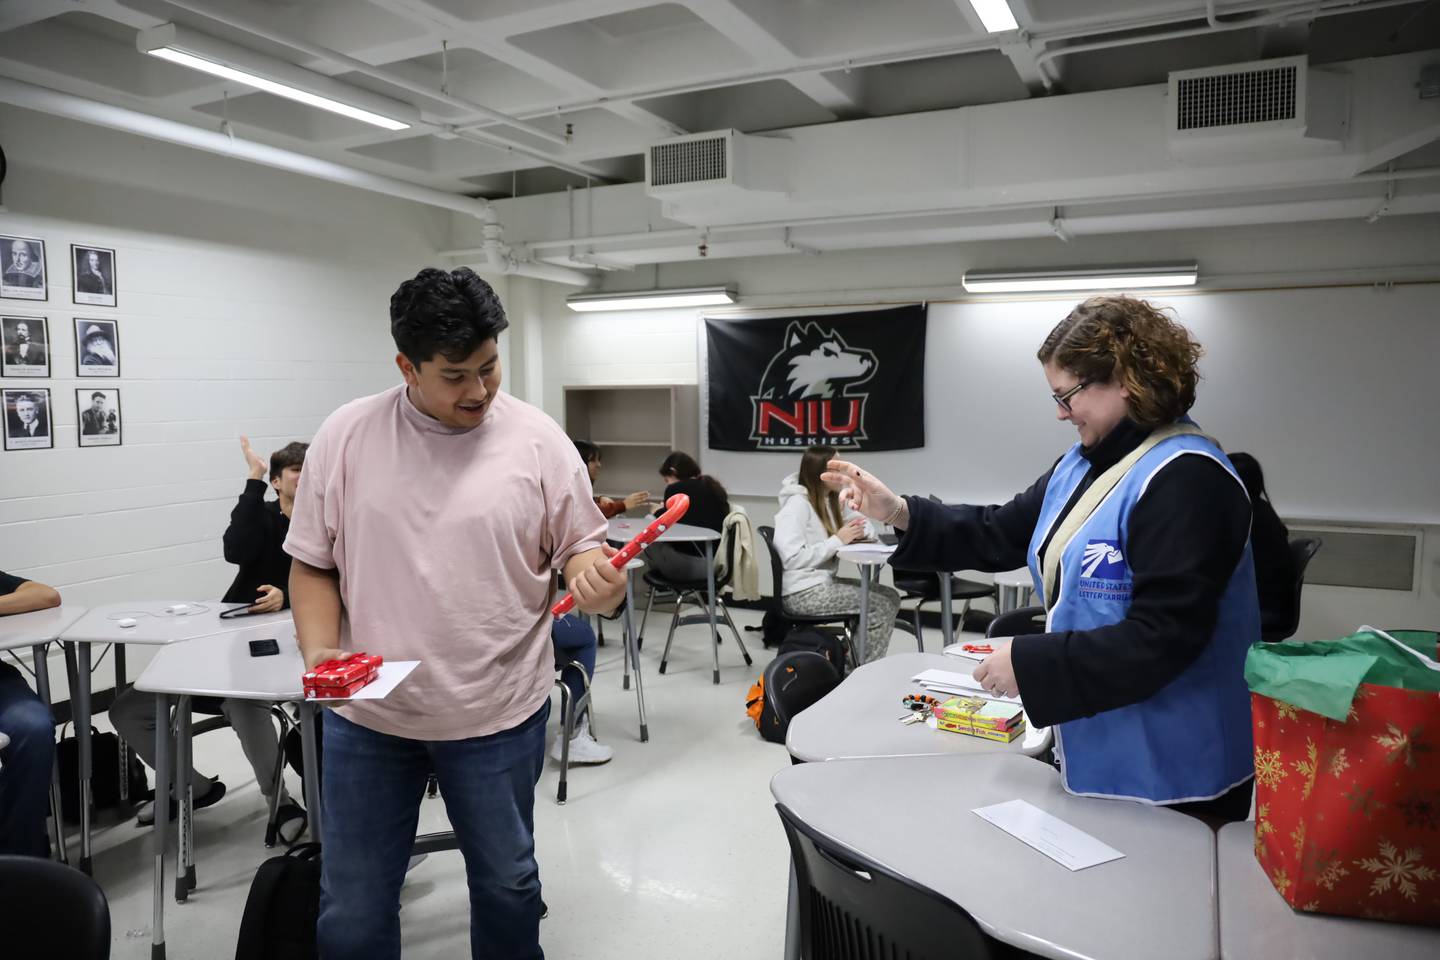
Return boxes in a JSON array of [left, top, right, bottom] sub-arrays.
[[74, 317, 120, 377], [76, 388, 122, 447], [3, 386, 53, 451], [72, 244, 117, 307], [1, 235, 47, 302], [1, 316, 50, 378]]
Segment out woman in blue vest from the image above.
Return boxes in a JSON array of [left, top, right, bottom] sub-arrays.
[[824, 295, 1259, 820]]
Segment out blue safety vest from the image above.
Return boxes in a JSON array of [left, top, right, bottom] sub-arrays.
[[1025, 427, 1259, 804]]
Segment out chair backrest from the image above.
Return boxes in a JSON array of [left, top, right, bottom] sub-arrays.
[[987, 604, 1047, 639], [757, 525, 786, 616], [776, 803, 996, 960], [1264, 537, 1322, 642], [0, 855, 110, 958]]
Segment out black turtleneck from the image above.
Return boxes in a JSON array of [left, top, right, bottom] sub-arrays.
[[890, 418, 1251, 729]]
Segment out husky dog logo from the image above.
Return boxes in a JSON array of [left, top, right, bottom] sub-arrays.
[[1081, 540, 1126, 579], [750, 322, 877, 448]]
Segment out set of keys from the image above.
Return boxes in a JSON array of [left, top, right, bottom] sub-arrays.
[[898, 692, 941, 724]]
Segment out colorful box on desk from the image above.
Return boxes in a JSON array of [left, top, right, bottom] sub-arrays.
[[932, 696, 1025, 743], [303, 653, 383, 700]]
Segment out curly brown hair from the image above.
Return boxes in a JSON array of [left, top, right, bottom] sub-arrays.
[[1036, 296, 1203, 427]]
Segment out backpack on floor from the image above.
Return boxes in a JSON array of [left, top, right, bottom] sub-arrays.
[[235, 842, 321, 960], [760, 609, 791, 648], [745, 651, 842, 744], [57, 727, 150, 823], [778, 626, 848, 677]]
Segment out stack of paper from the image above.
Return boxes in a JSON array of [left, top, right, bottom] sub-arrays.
[[911, 668, 1022, 705]]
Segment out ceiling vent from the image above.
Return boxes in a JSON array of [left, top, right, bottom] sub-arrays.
[[1167, 56, 1348, 162], [645, 130, 790, 214]]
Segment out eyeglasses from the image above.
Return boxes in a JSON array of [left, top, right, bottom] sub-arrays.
[[1051, 380, 1093, 413]]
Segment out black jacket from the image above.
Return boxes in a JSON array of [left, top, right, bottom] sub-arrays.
[[891, 418, 1251, 728], [658, 476, 729, 557], [222, 479, 293, 608]]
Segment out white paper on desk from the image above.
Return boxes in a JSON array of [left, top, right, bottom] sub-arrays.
[[317, 660, 420, 701], [972, 799, 1125, 871], [910, 668, 1022, 705]]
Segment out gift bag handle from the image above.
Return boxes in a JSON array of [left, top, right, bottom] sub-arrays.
[[1359, 624, 1440, 673]]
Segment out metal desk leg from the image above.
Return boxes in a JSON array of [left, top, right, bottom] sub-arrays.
[[152, 693, 171, 960], [998, 583, 1017, 615], [939, 572, 955, 649], [32, 642, 67, 865], [175, 697, 193, 901], [623, 569, 649, 742], [300, 702, 323, 842], [854, 565, 870, 667], [74, 642, 94, 875], [115, 644, 133, 811], [705, 540, 720, 685]]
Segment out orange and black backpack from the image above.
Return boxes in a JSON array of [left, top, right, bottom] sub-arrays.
[[745, 650, 841, 743]]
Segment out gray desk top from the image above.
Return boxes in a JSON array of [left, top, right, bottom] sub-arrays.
[[994, 567, 1033, 588], [772, 754, 1219, 960], [0, 605, 88, 652], [607, 517, 719, 543], [134, 622, 304, 700], [58, 601, 293, 646], [785, 652, 1025, 762], [1217, 822, 1440, 959]]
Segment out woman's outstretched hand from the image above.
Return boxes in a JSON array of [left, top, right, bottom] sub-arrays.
[[821, 459, 909, 530]]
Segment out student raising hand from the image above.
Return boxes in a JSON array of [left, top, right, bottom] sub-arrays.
[[241, 435, 268, 481]]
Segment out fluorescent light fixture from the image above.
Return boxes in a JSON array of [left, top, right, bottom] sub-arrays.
[[138, 24, 413, 131], [968, 0, 1020, 33], [566, 286, 738, 312], [962, 263, 1199, 294]]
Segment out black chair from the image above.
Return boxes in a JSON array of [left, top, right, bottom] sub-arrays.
[[757, 525, 859, 657], [986, 605, 1047, 639], [1262, 536, 1322, 642], [0, 855, 110, 958], [776, 803, 1004, 960], [551, 655, 594, 805], [893, 496, 997, 650], [643, 521, 753, 683]]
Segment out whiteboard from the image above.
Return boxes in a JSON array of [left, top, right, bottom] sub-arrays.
[[701, 285, 1440, 524]]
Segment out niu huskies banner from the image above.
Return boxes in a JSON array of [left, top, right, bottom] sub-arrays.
[[705, 305, 926, 452]]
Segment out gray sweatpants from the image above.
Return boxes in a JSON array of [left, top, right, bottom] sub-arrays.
[[110, 687, 291, 803], [783, 579, 902, 662]]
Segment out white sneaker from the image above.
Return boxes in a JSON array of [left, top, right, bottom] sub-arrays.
[[550, 718, 613, 765]]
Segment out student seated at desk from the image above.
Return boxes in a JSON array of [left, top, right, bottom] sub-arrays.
[[0, 571, 60, 857], [826, 297, 1259, 820], [549, 614, 611, 764], [645, 451, 729, 582], [573, 439, 649, 519], [776, 444, 900, 662], [109, 438, 307, 836]]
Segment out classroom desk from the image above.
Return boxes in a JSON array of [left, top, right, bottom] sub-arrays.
[[608, 517, 727, 683], [995, 567, 1036, 614], [772, 754, 1219, 960], [836, 542, 896, 667], [0, 603, 88, 863], [57, 601, 292, 874], [1217, 822, 1440, 959], [785, 652, 1026, 763]]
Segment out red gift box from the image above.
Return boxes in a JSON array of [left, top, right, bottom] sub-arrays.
[[1251, 687, 1440, 924], [302, 652, 383, 700]]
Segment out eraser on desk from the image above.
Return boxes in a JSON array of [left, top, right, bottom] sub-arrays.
[[117, 617, 137, 628], [165, 604, 190, 615]]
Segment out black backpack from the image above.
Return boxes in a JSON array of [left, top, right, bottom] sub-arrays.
[[778, 626, 849, 677], [235, 842, 321, 960], [58, 727, 150, 823], [746, 651, 842, 744]]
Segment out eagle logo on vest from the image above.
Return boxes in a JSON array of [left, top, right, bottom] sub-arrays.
[[1079, 539, 1131, 601]]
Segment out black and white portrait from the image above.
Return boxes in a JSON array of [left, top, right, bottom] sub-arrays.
[[74, 317, 120, 377], [3, 387, 53, 451], [1, 316, 50, 378], [76, 388, 121, 447], [1, 236, 47, 302], [72, 245, 117, 307]]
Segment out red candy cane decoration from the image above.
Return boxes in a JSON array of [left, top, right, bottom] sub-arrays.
[[551, 493, 691, 617]]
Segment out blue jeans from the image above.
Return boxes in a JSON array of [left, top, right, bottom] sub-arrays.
[[0, 661, 55, 857], [551, 615, 596, 723], [317, 702, 549, 960]]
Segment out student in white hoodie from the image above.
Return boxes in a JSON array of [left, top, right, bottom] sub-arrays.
[[774, 445, 900, 661]]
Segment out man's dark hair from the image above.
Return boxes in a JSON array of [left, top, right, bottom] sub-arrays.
[[270, 441, 308, 481], [91, 391, 105, 401], [390, 267, 508, 366], [573, 439, 601, 465]]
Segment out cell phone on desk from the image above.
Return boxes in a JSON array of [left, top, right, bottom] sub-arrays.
[[249, 638, 280, 657]]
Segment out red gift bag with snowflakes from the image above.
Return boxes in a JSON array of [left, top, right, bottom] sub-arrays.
[[1246, 628, 1440, 925]]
